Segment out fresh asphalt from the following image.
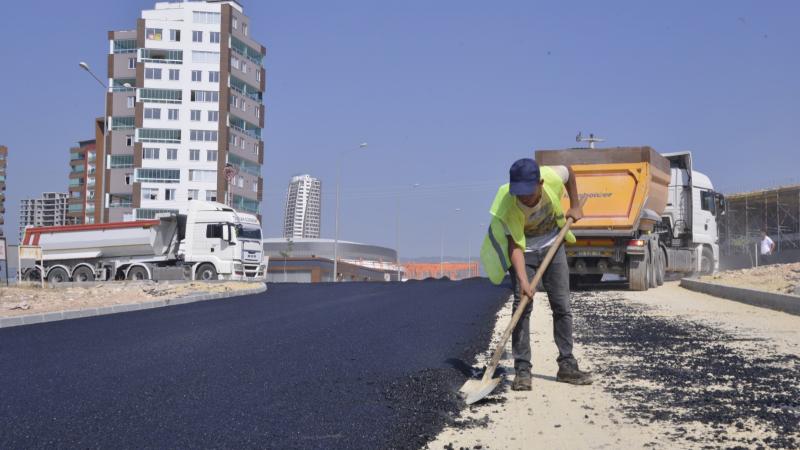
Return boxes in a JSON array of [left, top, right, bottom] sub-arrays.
[[0, 279, 509, 449]]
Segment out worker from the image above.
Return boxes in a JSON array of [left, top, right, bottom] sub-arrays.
[[760, 229, 776, 265], [481, 158, 592, 391]]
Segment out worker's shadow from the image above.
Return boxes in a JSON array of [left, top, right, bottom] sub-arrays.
[[446, 358, 557, 382]]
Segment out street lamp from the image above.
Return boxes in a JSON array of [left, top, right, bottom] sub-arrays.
[[333, 142, 368, 282], [79, 61, 112, 223], [396, 183, 420, 281]]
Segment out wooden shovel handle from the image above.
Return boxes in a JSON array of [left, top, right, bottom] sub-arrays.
[[481, 198, 585, 382]]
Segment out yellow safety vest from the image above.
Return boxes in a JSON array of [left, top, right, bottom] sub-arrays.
[[480, 166, 576, 285]]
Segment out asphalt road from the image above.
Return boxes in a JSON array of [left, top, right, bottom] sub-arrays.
[[0, 279, 509, 449]]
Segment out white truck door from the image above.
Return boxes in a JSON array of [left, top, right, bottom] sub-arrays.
[[692, 187, 718, 245]]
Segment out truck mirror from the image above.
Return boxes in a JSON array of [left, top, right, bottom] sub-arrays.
[[227, 224, 236, 245], [222, 224, 230, 241]]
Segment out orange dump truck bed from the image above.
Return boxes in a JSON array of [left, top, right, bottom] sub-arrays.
[[535, 147, 671, 235]]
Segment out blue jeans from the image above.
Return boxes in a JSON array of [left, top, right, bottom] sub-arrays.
[[509, 244, 576, 371]]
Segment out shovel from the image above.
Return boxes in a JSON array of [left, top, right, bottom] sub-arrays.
[[461, 212, 579, 405]]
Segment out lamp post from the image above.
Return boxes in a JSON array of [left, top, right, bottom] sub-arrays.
[[333, 142, 368, 282], [79, 62, 131, 223]]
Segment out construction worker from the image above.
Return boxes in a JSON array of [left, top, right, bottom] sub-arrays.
[[760, 229, 776, 265], [480, 158, 592, 391]]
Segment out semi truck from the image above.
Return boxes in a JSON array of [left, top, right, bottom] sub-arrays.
[[20, 201, 267, 284], [535, 146, 724, 291]]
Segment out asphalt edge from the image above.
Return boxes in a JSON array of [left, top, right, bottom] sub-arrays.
[[680, 278, 800, 316], [0, 284, 268, 329]]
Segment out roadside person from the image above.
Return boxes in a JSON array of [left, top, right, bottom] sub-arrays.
[[480, 158, 593, 391], [760, 230, 776, 265]]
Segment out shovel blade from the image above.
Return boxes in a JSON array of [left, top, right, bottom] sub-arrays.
[[460, 377, 501, 405]]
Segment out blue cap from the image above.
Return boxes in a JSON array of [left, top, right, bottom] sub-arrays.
[[509, 158, 540, 195]]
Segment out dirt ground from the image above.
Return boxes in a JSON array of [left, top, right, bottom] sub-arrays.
[[429, 281, 800, 449], [701, 262, 800, 295], [0, 281, 262, 318]]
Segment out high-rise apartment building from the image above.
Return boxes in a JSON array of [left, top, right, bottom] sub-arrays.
[[104, 0, 264, 222], [283, 174, 322, 239], [68, 139, 99, 224], [0, 145, 7, 236], [19, 193, 71, 241]]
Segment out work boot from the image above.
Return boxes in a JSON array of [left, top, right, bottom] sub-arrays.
[[556, 360, 593, 385], [511, 367, 532, 391]]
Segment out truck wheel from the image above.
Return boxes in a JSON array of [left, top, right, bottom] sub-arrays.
[[196, 264, 218, 281], [127, 266, 149, 281], [648, 249, 658, 289], [628, 250, 650, 291], [700, 247, 714, 275], [47, 267, 70, 284], [72, 266, 94, 283], [23, 269, 42, 282], [655, 250, 665, 286]]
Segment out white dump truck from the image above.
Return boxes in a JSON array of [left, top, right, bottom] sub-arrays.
[[20, 201, 267, 283]]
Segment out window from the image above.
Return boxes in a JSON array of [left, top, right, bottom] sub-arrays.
[[137, 128, 181, 143], [128, 58, 136, 69], [208, 71, 220, 83], [192, 70, 202, 82], [146, 28, 163, 41], [144, 107, 161, 119], [190, 90, 219, 102], [192, 30, 203, 42], [127, 96, 135, 108], [190, 130, 218, 142], [188, 189, 199, 200], [206, 224, 223, 239], [252, 182, 258, 193], [168, 109, 179, 120], [191, 110, 201, 121], [191, 50, 220, 64], [255, 106, 260, 118], [190, 170, 217, 182], [242, 63, 248, 74], [189, 149, 200, 161], [110, 155, 134, 168], [126, 135, 133, 146], [256, 70, 261, 82], [206, 190, 217, 201], [139, 88, 182, 104], [135, 168, 181, 183], [231, 56, 240, 70], [145, 68, 162, 80], [243, 23, 248, 36], [168, 69, 180, 80], [166, 148, 178, 160], [113, 39, 137, 54], [210, 31, 220, 43], [237, 175, 244, 188], [140, 48, 183, 63], [207, 110, 219, 122], [169, 29, 181, 41], [142, 188, 159, 200], [207, 150, 218, 161], [242, 100, 247, 112], [701, 190, 716, 214], [193, 11, 221, 24], [232, 17, 238, 30], [143, 147, 160, 159], [111, 116, 135, 130], [125, 173, 132, 185], [165, 189, 176, 201]]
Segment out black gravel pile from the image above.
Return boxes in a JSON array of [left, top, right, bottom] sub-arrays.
[[0, 279, 509, 449], [572, 291, 800, 449]]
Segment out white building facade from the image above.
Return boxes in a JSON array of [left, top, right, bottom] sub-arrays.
[[105, 1, 264, 222], [19, 193, 72, 241], [283, 175, 321, 239]]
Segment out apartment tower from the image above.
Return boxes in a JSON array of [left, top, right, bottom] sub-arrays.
[[283, 174, 322, 239], [0, 145, 6, 236], [104, 0, 264, 222], [19, 193, 71, 241], [67, 139, 99, 224]]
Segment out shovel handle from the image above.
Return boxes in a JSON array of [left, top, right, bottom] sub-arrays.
[[480, 198, 585, 382]]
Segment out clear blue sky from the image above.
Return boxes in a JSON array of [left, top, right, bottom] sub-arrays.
[[0, 1, 798, 258]]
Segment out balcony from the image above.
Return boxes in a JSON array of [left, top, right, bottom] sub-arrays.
[[139, 88, 182, 104], [229, 114, 261, 139], [230, 37, 263, 65], [230, 76, 262, 103], [139, 48, 183, 64]]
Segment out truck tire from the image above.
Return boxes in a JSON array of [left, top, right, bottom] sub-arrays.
[[700, 247, 714, 275], [127, 266, 149, 281], [648, 248, 658, 289], [72, 266, 94, 283], [23, 269, 42, 282], [47, 267, 70, 284], [628, 249, 650, 291], [196, 263, 218, 281], [655, 249, 665, 286]]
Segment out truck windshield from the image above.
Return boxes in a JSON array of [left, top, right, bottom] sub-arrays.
[[236, 225, 262, 240]]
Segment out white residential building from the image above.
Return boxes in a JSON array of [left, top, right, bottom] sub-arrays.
[[283, 175, 321, 239], [19, 193, 72, 241], [104, 0, 264, 222]]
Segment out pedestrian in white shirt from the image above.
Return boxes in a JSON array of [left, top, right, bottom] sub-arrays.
[[760, 230, 776, 265]]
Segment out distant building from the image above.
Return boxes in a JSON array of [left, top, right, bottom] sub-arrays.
[[19, 193, 72, 241], [68, 139, 98, 224], [403, 262, 480, 281], [283, 174, 321, 239], [0, 145, 7, 236], [263, 238, 399, 282]]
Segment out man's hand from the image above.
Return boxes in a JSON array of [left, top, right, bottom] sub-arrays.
[[566, 206, 584, 222], [519, 277, 534, 300]]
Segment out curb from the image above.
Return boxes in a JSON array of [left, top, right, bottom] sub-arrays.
[[0, 284, 267, 329], [680, 278, 800, 316]]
